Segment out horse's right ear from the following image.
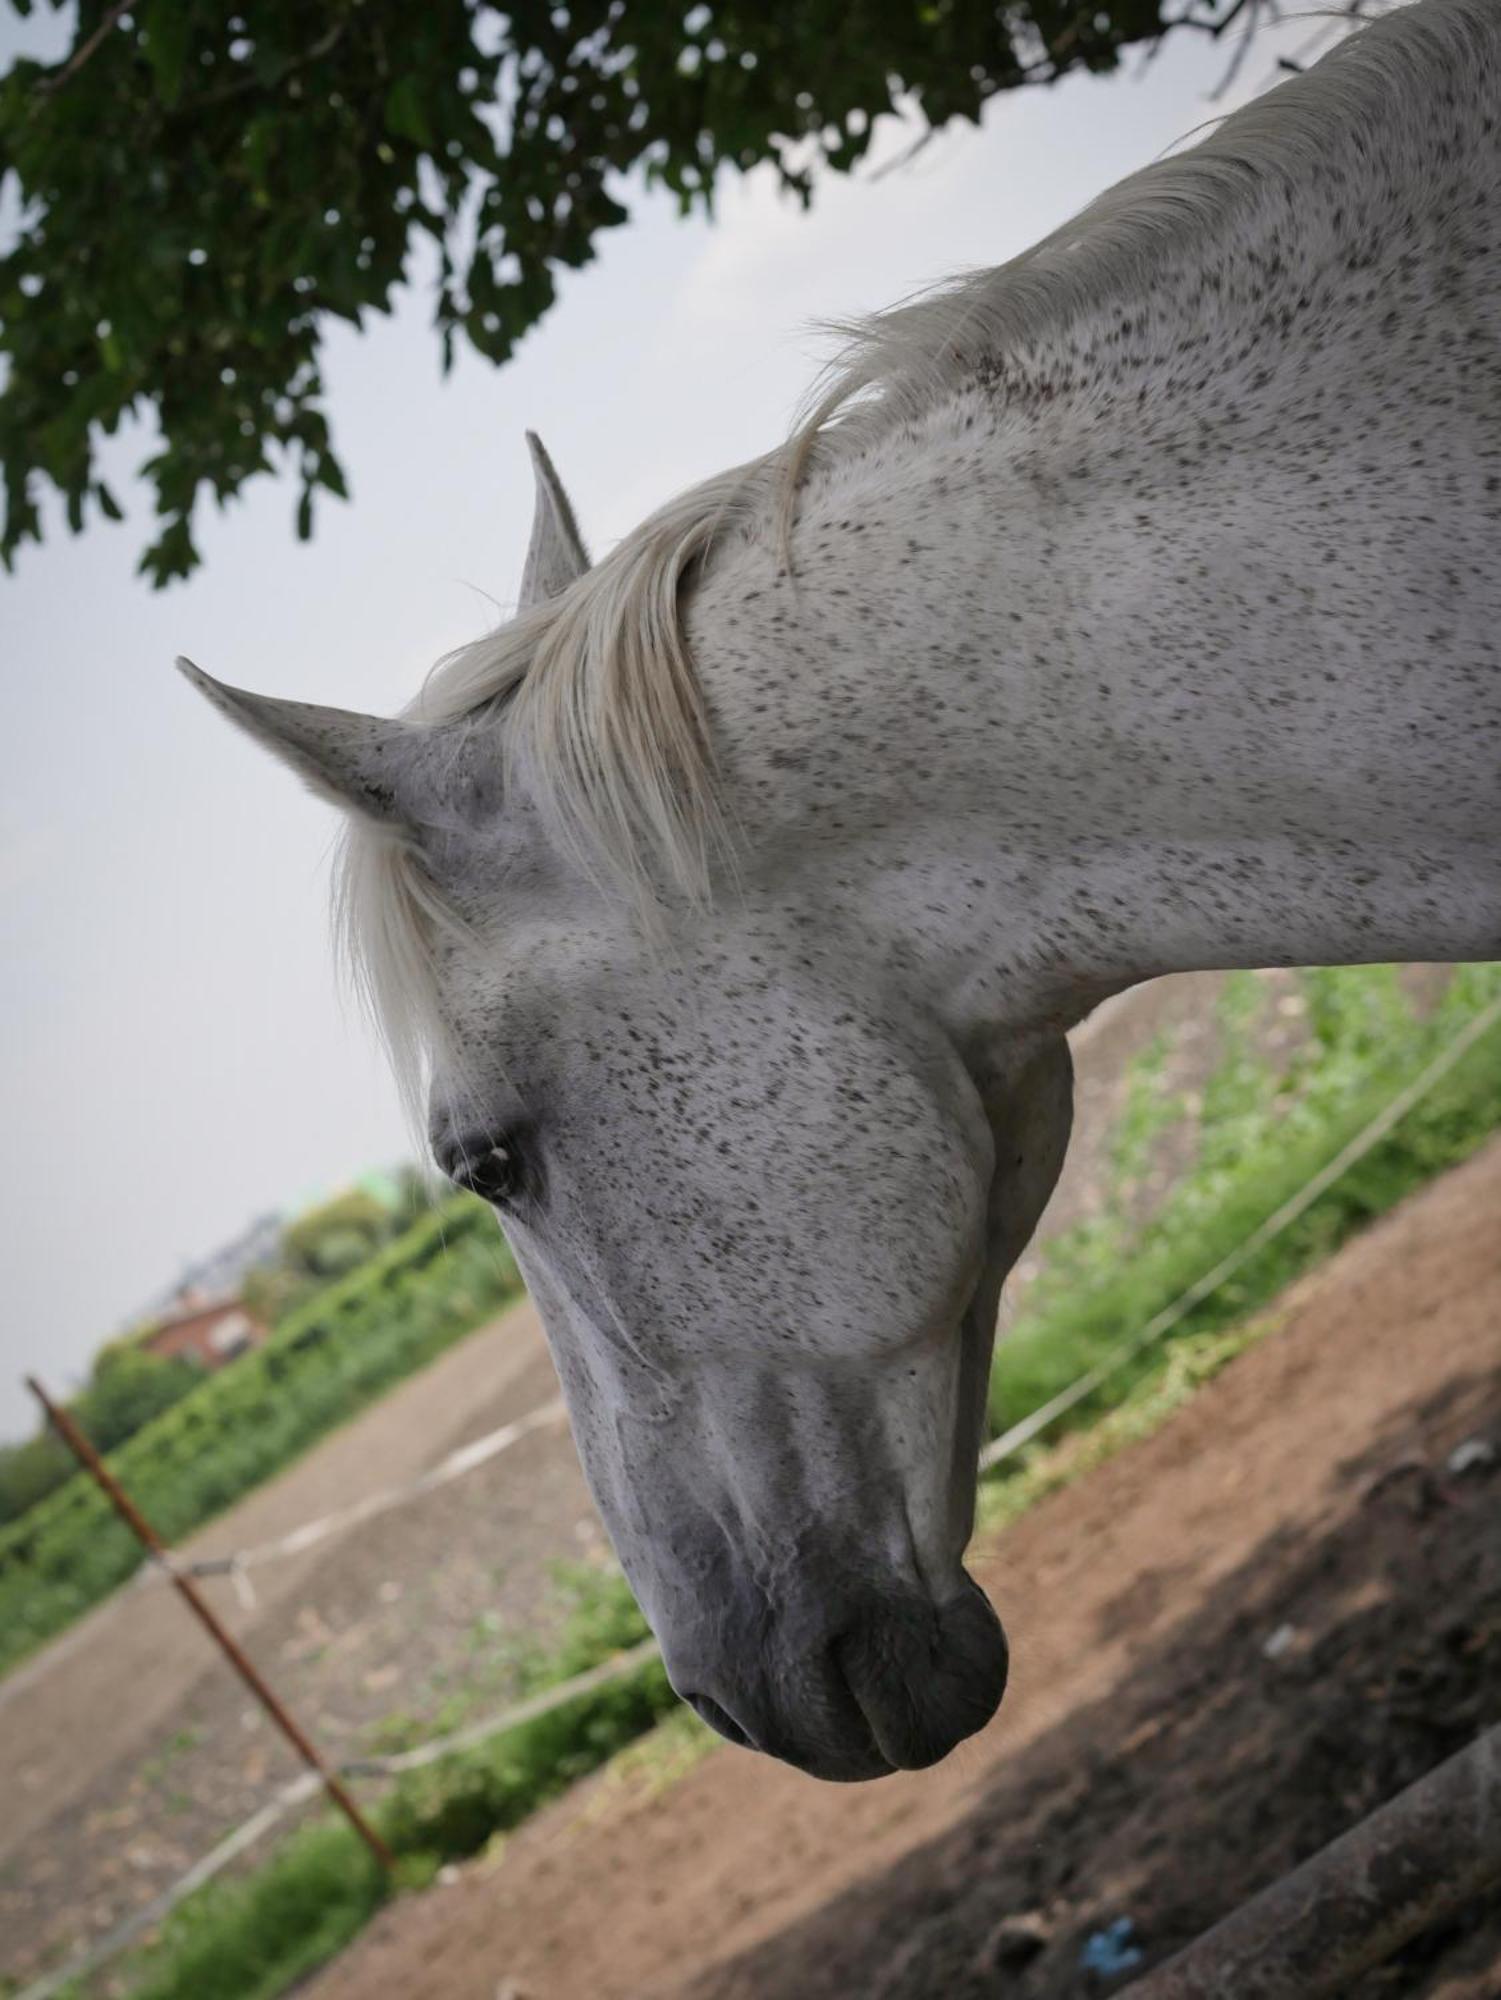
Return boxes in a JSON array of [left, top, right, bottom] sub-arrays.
[[518, 431, 590, 610], [176, 657, 433, 828]]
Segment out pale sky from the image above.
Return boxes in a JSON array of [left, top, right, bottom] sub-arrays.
[[0, 9, 1320, 1437]]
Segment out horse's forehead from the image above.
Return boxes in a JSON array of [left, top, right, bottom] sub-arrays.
[[436, 903, 864, 1106], [439, 906, 716, 1072], [441, 905, 625, 1022]]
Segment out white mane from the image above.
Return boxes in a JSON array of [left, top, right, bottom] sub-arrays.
[[337, 455, 782, 1111], [339, 0, 1485, 1106]]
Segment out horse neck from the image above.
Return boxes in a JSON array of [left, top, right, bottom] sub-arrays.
[[692, 70, 1501, 1015]]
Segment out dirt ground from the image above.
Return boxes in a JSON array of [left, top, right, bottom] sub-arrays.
[[307, 1131, 1501, 2000], [0, 1302, 601, 1982]]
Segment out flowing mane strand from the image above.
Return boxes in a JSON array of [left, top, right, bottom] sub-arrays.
[[784, 0, 1484, 492], [337, 455, 780, 1113], [339, 0, 1487, 1111]]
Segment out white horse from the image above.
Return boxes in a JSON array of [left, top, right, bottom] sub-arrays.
[[184, 0, 1500, 1781]]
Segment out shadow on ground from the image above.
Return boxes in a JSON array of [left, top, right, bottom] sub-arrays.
[[689, 1369, 1501, 2000]]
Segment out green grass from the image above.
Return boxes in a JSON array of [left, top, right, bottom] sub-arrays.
[[977, 1324, 1262, 1538], [115, 1823, 391, 2000], [92, 1565, 673, 2000], [0, 1196, 523, 1679], [986, 962, 1501, 1460], [42, 961, 1501, 2000]]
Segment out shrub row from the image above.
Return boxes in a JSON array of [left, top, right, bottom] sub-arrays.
[[0, 1196, 521, 1678]]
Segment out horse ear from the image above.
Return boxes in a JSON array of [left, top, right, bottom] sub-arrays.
[[519, 430, 589, 610], [176, 657, 430, 827]]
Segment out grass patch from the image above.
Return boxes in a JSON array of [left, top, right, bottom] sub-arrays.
[[977, 1324, 1264, 1537], [115, 1824, 391, 2000], [573, 1704, 721, 1830], [91, 1566, 675, 2000], [987, 962, 1501, 1456]]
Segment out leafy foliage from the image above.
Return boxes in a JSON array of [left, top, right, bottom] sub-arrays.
[[976, 1323, 1257, 1538], [0, 0, 1229, 583], [76, 1343, 205, 1451], [0, 1427, 72, 1526], [117, 1820, 391, 2000], [281, 1186, 396, 1270], [0, 1344, 201, 1528], [0, 1191, 521, 1676]]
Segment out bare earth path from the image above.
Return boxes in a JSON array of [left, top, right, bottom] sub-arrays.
[[309, 1133, 1501, 2000], [0, 1298, 551, 1828], [0, 1299, 593, 1979]]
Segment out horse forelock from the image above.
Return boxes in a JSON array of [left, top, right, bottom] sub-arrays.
[[336, 454, 779, 1114]]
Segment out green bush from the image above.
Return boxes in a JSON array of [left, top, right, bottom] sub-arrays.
[[0, 1195, 521, 1678], [120, 1822, 390, 2000], [988, 962, 1501, 1447], [0, 1431, 75, 1528], [0, 1347, 203, 1529], [74, 1347, 204, 1455]]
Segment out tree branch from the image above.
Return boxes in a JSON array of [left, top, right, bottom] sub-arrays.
[[36, 0, 132, 95]]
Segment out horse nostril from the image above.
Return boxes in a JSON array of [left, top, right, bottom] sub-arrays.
[[686, 1691, 752, 1748]]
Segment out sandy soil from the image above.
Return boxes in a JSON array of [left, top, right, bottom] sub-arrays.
[[307, 1132, 1501, 2000]]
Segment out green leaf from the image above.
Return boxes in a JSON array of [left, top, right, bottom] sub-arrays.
[[141, 0, 193, 107], [0, 0, 1199, 579], [384, 77, 433, 150]]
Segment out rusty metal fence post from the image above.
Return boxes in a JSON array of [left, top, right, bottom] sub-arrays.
[[27, 1376, 392, 1872]]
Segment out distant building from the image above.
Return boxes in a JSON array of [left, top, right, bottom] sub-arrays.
[[139, 1293, 269, 1371], [136, 1211, 285, 1325]]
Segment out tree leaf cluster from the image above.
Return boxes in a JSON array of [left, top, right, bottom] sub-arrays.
[[2, 0, 1207, 583], [0, 1342, 200, 1526]]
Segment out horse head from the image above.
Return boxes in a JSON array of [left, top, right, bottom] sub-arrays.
[[182, 437, 1076, 1779]]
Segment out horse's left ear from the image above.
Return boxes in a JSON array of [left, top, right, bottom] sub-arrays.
[[518, 431, 590, 610], [176, 656, 434, 828]]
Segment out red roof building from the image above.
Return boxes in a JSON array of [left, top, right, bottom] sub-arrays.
[[139, 1294, 268, 1371]]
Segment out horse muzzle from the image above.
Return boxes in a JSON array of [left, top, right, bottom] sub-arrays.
[[670, 1570, 1008, 1782]]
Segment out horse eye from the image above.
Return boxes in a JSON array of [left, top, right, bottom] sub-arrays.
[[448, 1140, 520, 1205]]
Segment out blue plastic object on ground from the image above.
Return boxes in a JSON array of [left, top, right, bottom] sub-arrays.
[[1079, 1917, 1146, 1978]]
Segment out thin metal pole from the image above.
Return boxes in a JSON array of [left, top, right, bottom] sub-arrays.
[[27, 1376, 393, 1871], [1131, 1719, 1501, 1998]]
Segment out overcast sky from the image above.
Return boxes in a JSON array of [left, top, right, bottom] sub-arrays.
[[0, 8, 1323, 1438]]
